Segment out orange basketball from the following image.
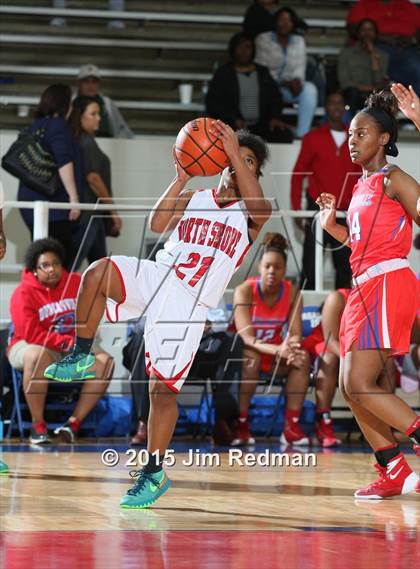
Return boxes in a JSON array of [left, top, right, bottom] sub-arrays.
[[174, 117, 229, 176]]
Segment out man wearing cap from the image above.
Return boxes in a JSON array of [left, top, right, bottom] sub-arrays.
[[77, 64, 134, 139]]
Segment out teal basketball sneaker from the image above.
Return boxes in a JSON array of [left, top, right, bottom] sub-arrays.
[[120, 469, 171, 509], [44, 351, 95, 382], [0, 460, 9, 474]]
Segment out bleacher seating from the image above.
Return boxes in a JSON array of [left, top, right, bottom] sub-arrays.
[[0, 0, 351, 134]]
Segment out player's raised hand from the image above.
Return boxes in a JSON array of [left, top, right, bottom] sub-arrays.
[[391, 83, 420, 129], [316, 193, 337, 231], [172, 145, 191, 183], [209, 120, 241, 161]]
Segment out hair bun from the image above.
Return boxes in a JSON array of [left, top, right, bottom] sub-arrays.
[[365, 89, 399, 118], [262, 232, 288, 252]]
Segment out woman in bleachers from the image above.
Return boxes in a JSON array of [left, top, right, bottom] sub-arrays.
[[254, 7, 317, 137], [7, 238, 113, 445], [69, 95, 122, 270], [18, 84, 81, 269], [338, 19, 389, 117], [205, 32, 293, 143], [232, 232, 311, 446]]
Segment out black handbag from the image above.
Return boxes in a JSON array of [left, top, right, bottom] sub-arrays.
[[1, 127, 61, 197]]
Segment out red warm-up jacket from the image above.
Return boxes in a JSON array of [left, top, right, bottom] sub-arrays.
[[8, 270, 81, 353], [290, 123, 361, 211]]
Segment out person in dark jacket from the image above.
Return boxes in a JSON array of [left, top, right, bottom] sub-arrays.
[[206, 32, 293, 143], [17, 84, 82, 267], [243, 0, 279, 38]]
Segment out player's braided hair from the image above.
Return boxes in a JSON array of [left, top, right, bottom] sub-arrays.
[[261, 232, 288, 262], [361, 89, 399, 156]]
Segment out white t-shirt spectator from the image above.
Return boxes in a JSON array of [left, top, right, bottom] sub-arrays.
[[255, 32, 306, 84]]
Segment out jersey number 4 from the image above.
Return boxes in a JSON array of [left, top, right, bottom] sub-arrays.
[[349, 212, 361, 242], [175, 253, 214, 287]]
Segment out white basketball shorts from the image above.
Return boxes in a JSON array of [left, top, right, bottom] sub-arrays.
[[105, 256, 208, 392]]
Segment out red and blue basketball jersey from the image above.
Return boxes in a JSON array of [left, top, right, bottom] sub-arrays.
[[347, 165, 412, 276], [246, 277, 293, 372], [248, 277, 292, 345]]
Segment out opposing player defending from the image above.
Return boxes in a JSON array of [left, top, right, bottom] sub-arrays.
[[317, 91, 420, 499], [45, 123, 271, 507]]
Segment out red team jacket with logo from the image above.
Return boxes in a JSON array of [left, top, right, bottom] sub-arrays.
[[8, 270, 81, 353]]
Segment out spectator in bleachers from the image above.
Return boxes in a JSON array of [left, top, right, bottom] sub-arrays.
[[255, 8, 318, 137], [338, 19, 389, 117], [243, 1, 279, 38], [290, 91, 360, 290], [7, 238, 113, 445], [76, 64, 134, 139], [206, 32, 293, 143], [51, 0, 126, 29], [232, 232, 312, 446], [17, 84, 81, 268], [69, 96, 122, 269], [347, 0, 420, 95]]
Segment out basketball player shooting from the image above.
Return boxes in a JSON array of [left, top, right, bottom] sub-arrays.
[[44, 121, 272, 508]]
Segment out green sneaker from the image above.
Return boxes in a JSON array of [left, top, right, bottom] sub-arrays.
[[0, 460, 9, 474], [44, 351, 95, 383], [120, 469, 171, 509]]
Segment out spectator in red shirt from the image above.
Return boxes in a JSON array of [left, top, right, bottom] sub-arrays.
[[8, 238, 113, 445], [347, 0, 420, 93], [290, 91, 361, 289]]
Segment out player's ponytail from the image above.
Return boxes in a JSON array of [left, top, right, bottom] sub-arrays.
[[361, 89, 399, 157], [261, 232, 288, 262]]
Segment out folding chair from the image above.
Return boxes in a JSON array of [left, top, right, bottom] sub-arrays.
[[7, 367, 98, 440]]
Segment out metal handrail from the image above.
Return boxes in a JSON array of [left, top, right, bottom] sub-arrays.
[[2, 200, 346, 291]]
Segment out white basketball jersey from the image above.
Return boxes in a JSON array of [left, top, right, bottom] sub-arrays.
[[156, 189, 251, 308]]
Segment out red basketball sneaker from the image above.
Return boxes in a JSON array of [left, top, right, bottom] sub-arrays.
[[280, 417, 310, 446], [231, 418, 255, 446], [354, 454, 419, 499], [315, 417, 341, 448]]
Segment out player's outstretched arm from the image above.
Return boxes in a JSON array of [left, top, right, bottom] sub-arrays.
[[149, 147, 194, 233], [210, 120, 272, 227], [391, 83, 420, 132], [316, 193, 350, 246]]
